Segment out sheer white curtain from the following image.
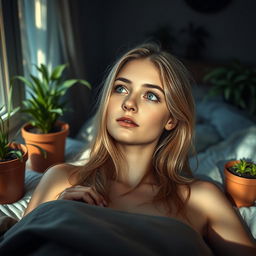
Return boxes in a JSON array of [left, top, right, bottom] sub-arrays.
[[17, 0, 92, 137], [18, 0, 64, 77]]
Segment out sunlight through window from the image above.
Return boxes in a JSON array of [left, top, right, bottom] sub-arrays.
[[37, 48, 45, 66], [35, 0, 46, 30]]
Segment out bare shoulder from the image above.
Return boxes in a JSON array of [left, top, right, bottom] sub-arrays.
[[183, 180, 226, 218], [44, 163, 79, 181], [38, 163, 81, 195], [189, 180, 224, 201], [189, 180, 256, 253], [39, 163, 79, 189], [190, 179, 221, 191], [24, 163, 79, 216], [190, 180, 230, 212]]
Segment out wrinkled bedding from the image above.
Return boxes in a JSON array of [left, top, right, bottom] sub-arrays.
[[0, 200, 213, 255]]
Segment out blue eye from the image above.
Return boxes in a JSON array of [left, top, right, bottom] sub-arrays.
[[114, 85, 127, 94], [146, 92, 160, 102]]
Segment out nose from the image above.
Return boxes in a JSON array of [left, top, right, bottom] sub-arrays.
[[122, 97, 137, 112]]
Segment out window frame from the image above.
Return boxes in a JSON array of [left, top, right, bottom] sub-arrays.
[[0, 0, 25, 134], [0, 0, 9, 116]]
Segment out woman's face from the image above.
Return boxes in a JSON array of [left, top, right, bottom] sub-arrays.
[[106, 58, 174, 146]]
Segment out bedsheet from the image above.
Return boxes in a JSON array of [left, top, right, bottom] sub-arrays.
[[0, 200, 213, 255]]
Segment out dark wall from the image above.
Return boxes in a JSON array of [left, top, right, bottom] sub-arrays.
[[72, 0, 256, 84], [69, 0, 256, 132]]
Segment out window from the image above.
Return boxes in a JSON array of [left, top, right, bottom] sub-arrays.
[[1, 0, 65, 132], [0, 0, 24, 132], [0, 0, 9, 116]]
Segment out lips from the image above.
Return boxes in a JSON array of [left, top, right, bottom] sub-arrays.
[[116, 116, 139, 127]]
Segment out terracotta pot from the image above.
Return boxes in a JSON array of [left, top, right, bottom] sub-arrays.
[[224, 160, 256, 207], [0, 144, 28, 204], [21, 121, 69, 173]]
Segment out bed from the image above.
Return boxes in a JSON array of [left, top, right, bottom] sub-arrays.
[[0, 86, 256, 246]]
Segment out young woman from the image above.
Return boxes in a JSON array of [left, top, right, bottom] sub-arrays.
[[24, 43, 255, 254]]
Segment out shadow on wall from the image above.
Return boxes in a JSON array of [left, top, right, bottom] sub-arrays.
[[145, 22, 210, 61]]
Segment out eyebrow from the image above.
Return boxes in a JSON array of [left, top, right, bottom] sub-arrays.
[[115, 77, 165, 94]]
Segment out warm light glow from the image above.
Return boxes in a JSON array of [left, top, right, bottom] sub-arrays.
[[37, 49, 45, 66], [35, 0, 46, 30], [35, 0, 42, 28]]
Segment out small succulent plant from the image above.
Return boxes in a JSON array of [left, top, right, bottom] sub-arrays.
[[230, 159, 256, 177]]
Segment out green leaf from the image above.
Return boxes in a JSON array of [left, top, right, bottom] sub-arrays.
[[203, 68, 227, 82], [50, 64, 67, 80], [26, 143, 47, 159], [0, 86, 22, 160], [11, 63, 91, 132], [224, 88, 231, 100], [8, 150, 23, 161], [78, 79, 92, 89], [0, 105, 5, 113], [49, 108, 63, 115], [56, 79, 78, 95], [36, 64, 49, 84], [30, 74, 46, 96], [211, 79, 229, 87], [239, 99, 246, 109], [12, 76, 35, 92]]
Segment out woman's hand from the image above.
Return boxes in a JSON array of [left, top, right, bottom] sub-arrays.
[[57, 185, 108, 207]]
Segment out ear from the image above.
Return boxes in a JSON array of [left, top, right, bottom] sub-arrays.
[[165, 118, 176, 131]]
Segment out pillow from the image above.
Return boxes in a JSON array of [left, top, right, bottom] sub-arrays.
[[76, 116, 95, 144], [196, 100, 254, 139], [190, 125, 256, 186], [195, 123, 222, 152]]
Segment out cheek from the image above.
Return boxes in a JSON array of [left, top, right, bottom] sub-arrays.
[[149, 106, 169, 124], [142, 107, 170, 132], [106, 98, 118, 127], [106, 98, 116, 117]]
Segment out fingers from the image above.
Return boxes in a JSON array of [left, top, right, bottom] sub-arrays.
[[58, 185, 108, 207]]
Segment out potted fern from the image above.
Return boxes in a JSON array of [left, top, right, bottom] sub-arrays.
[[224, 159, 256, 207], [13, 63, 91, 173], [0, 88, 28, 203], [203, 60, 256, 117]]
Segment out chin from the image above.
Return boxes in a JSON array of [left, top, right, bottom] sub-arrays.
[[110, 135, 158, 146]]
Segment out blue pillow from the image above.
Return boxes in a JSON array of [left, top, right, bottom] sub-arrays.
[[196, 100, 254, 139]]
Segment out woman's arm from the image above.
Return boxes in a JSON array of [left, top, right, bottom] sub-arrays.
[[196, 181, 256, 255], [23, 164, 75, 217]]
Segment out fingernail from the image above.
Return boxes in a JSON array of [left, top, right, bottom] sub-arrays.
[[99, 203, 104, 207], [103, 200, 108, 206]]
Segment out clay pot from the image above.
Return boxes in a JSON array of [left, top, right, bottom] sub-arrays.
[[21, 121, 69, 173], [224, 160, 256, 207], [0, 144, 28, 204]]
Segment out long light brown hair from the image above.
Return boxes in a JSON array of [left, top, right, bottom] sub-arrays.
[[72, 43, 196, 216]]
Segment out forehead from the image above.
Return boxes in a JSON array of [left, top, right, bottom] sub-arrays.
[[116, 58, 163, 88]]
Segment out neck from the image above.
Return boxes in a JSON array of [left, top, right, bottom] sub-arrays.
[[115, 142, 157, 189]]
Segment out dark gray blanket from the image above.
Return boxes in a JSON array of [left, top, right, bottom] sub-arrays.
[[0, 200, 212, 255]]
